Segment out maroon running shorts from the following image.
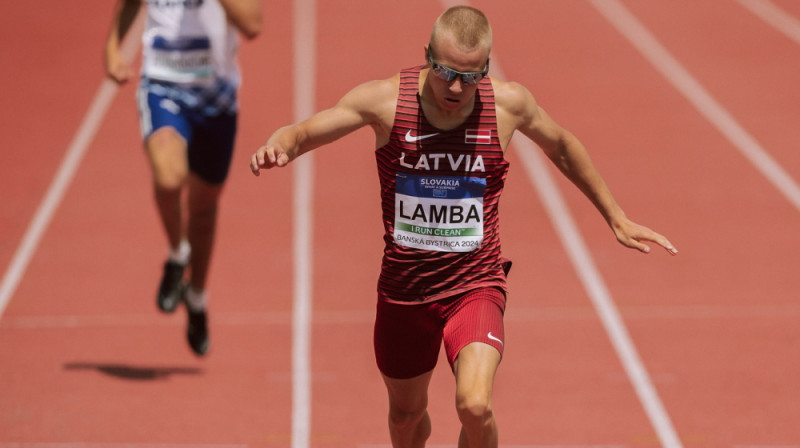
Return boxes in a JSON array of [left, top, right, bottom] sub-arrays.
[[373, 287, 507, 379]]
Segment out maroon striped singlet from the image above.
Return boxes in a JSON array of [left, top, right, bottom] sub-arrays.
[[375, 66, 510, 303]]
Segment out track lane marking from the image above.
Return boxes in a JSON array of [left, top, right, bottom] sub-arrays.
[[0, 13, 144, 320], [589, 0, 800, 212], [738, 0, 800, 45], [433, 1, 683, 447], [510, 130, 683, 448], [291, 0, 316, 447]]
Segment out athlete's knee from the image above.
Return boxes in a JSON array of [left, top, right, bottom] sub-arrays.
[[385, 386, 428, 430], [455, 393, 494, 429], [189, 194, 219, 217], [153, 182, 182, 204], [387, 403, 428, 432], [188, 178, 223, 215], [151, 163, 187, 191], [147, 128, 188, 189]]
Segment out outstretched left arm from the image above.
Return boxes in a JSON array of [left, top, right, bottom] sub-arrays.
[[496, 80, 678, 255]]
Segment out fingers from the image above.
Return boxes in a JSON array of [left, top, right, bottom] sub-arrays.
[[617, 222, 678, 256], [639, 228, 678, 256], [249, 147, 268, 176], [249, 145, 289, 176], [249, 152, 261, 176], [658, 237, 679, 256], [632, 240, 652, 254], [633, 231, 678, 256]]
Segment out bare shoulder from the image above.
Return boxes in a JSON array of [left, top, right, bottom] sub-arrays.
[[492, 78, 537, 119], [342, 75, 400, 108], [491, 77, 538, 147], [339, 74, 400, 129]]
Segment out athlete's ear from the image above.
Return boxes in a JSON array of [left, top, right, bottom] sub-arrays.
[[424, 44, 430, 63]]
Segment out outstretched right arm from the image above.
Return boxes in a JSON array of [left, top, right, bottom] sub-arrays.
[[250, 76, 398, 175]]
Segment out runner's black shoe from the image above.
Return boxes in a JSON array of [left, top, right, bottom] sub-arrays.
[[157, 260, 186, 313], [186, 305, 209, 356]]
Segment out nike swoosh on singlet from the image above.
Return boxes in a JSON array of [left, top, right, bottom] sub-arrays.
[[405, 130, 440, 142]]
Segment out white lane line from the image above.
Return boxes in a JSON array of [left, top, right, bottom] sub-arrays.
[[511, 132, 684, 448], [738, 0, 800, 45], [589, 0, 800, 212], [291, 0, 316, 447], [0, 14, 143, 320]]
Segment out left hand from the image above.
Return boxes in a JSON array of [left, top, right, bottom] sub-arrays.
[[612, 219, 678, 255]]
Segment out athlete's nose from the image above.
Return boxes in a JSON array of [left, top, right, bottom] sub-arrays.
[[448, 77, 464, 94]]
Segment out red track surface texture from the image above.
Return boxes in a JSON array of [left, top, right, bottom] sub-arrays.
[[1, 1, 798, 447]]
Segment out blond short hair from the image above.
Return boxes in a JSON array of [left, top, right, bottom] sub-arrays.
[[430, 6, 492, 54]]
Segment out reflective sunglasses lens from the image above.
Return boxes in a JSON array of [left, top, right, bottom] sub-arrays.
[[462, 74, 481, 85], [433, 65, 458, 82], [431, 60, 485, 85]]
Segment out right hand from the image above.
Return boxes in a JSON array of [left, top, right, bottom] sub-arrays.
[[250, 144, 290, 176]]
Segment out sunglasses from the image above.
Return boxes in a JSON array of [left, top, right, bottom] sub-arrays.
[[427, 51, 490, 86]]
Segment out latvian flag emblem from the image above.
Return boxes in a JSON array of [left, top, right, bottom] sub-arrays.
[[465, 129, 492, 145]]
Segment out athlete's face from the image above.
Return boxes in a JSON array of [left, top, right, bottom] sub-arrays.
[[425, 36, 490, 111]]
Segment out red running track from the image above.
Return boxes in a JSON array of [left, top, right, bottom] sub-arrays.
[[1, 0, 799, 447]]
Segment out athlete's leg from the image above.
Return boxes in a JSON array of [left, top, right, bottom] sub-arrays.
[[173, 108, 234, 355], [453, 342, 501, 448], [441, 288, 506, 448], [382, 371, 434, 448], [374, 297, 445, 448], [140, 89, 192, 312], [185, 173, 223, 292], [177, 173, 220, 355], [145, 126, 189, 250]]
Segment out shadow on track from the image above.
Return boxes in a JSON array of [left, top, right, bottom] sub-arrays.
[[64, 362, 203, 381]]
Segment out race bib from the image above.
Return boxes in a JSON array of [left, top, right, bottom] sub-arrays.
[[394, 173, 485, 252], [145, 36, 213, 83]]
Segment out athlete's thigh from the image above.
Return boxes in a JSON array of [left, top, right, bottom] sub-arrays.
[[374, 298, 444, 380], [442, 287, 506, 369], [452, 341, 501, 403], [138, 82, 191, 185], [187, 111, 237, 185], [146, 128, 190, 186]]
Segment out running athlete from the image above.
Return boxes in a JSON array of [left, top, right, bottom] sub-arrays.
[[104, 0, 262, 356], [250, 6, 677, 447]]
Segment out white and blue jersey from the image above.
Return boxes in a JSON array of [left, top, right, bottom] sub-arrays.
[[141, 0, 240, 88], [136, 0, 242, 184], [139, 0, 240, 113]]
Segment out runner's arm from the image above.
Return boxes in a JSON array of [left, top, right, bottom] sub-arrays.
[[104, 0, 141, 84], [250, 78, 397, 174], [498, 81, 677, 255], [218, 0, 262, 39]]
